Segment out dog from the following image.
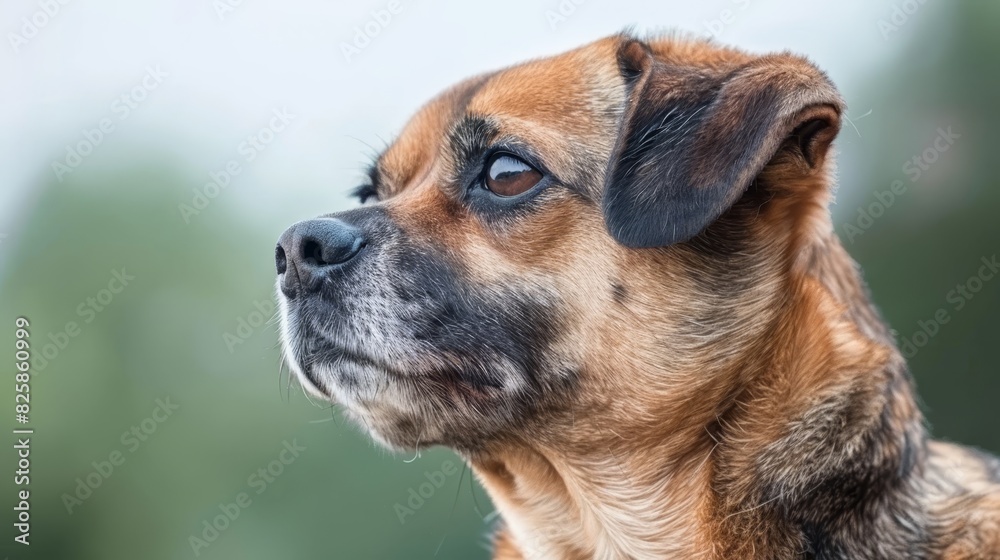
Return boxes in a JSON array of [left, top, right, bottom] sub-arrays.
[[274, 33, 1000, 559]]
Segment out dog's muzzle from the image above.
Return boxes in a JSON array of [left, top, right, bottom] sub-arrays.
[[273, 205, 564, 448]]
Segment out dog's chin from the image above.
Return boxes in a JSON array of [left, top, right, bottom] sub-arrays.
[[278, 340, 468, 448], [277, 294, 543, 451], [283, 342, 397, 407], [281, 350, 412, 444], [283, 339, 538, 451]]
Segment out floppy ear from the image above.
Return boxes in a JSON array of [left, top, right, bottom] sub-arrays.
[[602, 39, 844, 248]]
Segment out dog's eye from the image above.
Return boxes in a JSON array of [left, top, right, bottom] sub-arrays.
[[484, 153, 542, 197]]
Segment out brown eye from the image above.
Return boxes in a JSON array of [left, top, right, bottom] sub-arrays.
[[484, 153, 543, 197]]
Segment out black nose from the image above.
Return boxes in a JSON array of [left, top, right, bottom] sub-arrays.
[[276, 218, 366, 297]]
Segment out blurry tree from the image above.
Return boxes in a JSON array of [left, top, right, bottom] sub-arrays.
[[844, 1, 1000, 454], [0, 165, 490, 559]]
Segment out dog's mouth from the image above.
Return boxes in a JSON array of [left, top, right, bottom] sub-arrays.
[[279, 294, 506, 407], [281, 305, 393, 403], [294, 337, 508, 402], [299, 346, 386, 396]]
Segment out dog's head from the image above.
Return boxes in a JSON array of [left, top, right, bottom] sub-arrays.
[[275, 33, 843, 452]]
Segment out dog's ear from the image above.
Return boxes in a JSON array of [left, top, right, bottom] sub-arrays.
[[602, 39, 844, 248]]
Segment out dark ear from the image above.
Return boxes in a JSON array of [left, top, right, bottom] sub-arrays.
[[602, 39, 844, 248]]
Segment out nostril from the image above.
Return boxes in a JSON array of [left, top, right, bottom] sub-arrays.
[[299, 234, 364, 267], [277, 218, 366, 282], [275, 245, 287, 275], [301, 238, 324, 265]]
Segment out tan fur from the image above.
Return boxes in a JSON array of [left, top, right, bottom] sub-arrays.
[[314, 34, 1000, 558]]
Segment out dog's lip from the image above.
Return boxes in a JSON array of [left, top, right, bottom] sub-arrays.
[[304, 339, 408, 381], [290, 320, 505, 395], [292, 346, 392, 401], [298, 361, 331, 398], [329, 345, 396, 374], [304, 342, 504, 395]]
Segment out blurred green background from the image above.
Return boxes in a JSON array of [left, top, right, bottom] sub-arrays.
[[1, 1, 998, 559]]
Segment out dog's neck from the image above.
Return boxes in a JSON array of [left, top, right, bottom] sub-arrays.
[[469, 231, 926, 560], [471, 420, 716, 559]]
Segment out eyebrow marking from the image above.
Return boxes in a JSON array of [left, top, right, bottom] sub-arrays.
[[350, 183, 378, 204], [365, 161, 382, 191], [355, 73, 495, 202], [349, 160, 384, 203], [447, 115, 501, 166]]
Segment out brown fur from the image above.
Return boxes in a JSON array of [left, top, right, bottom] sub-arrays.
[[279, 32, 1000, 559]]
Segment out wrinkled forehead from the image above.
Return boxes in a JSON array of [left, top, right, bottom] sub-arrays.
[[375, 36, 626, 196]]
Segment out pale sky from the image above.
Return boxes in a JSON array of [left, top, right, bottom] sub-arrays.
[[1, 0, 937, 241]]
